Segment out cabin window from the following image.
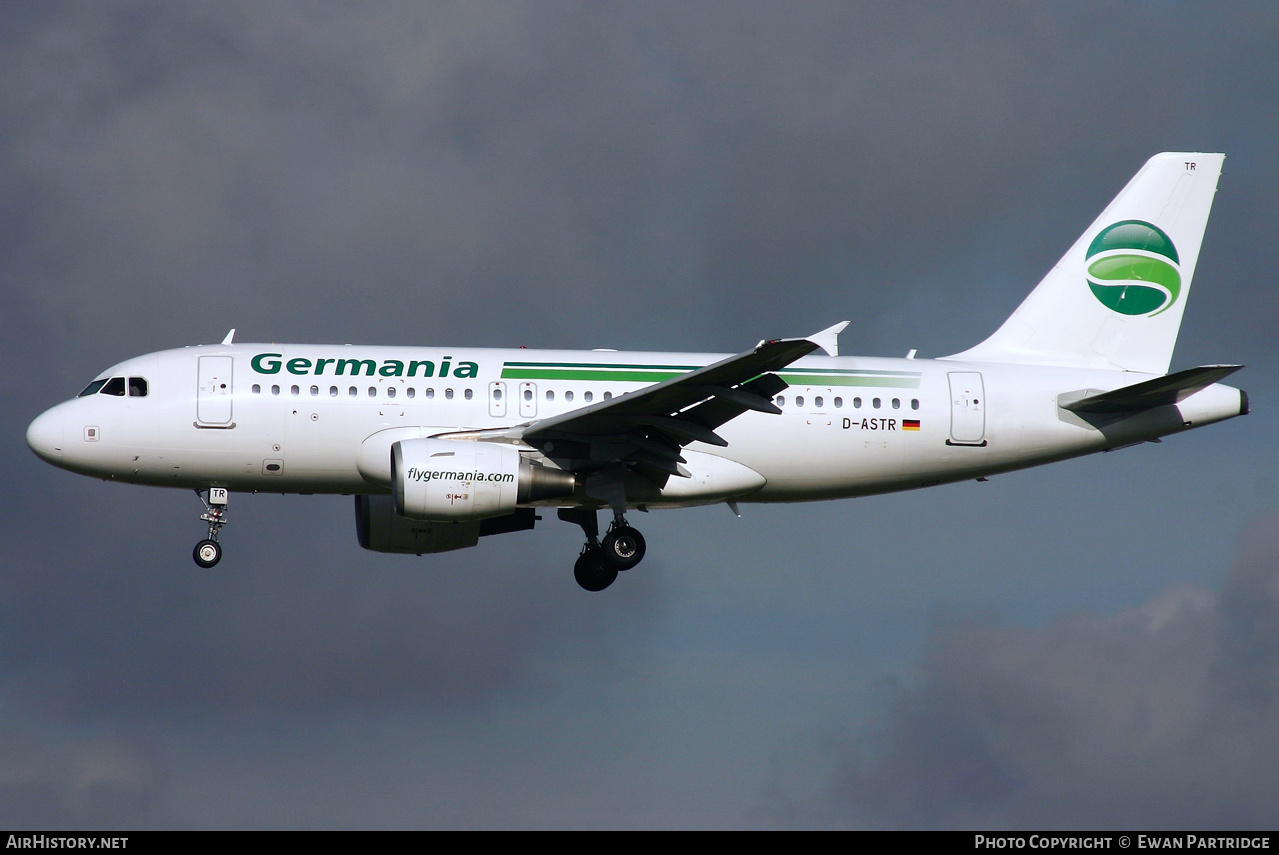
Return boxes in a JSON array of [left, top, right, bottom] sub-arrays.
[[464, 389, 473, 400], [873, 397, 881, 409], [406, 387, 415, 399], [367, 387, 376, 397], [892, 398, 900, 409], [348, 386, 357, 398], [777, 395, 785, 407], [546, 390, 555, 401], [834, 397, 843, 408], [101, 377, 127, 397], [128, 377, 148, 397], [426, 388, 435, 399], [445, 389, 454, 400], [604, 391, 612, 400], [523, 389, 532, 401], [565, 390, 574, 402], [853, 397, 862, 408], [584, 391, 593, 403], [795, 395, 804, 407], [814, 396, 823, 408], [493, 388, 503, 401], [272, 385, 281, 396], [911, 399, 919, 410], [290, 385, 300, 397], [252, 384, 261, 395], [78, 379, 108, 397], [330, 386, 338, 397], [387, 386, 396, 399], [310, 385, 319, 397]]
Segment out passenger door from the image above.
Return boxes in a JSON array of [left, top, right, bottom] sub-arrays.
[[947, 372, 985, 445], [196, 356, 234, 426]]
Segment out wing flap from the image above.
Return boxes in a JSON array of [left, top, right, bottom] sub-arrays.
[[675, 373, 790, 437], [689, 384, 783, 414]]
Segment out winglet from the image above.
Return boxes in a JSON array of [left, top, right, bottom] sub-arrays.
[[809, 321, 850, 356], [221, 329, 237, 345]]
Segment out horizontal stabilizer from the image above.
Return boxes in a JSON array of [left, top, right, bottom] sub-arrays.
[[1061, 365, 1243, 414]]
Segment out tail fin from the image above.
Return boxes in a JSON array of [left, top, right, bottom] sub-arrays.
[[946, 152, 1224, 374]]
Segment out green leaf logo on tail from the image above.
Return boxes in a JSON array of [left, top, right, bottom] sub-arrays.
[[1086, 220, 1180, 316]]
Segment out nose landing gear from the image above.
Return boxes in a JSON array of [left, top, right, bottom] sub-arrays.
[[193, 488, 228, 568]]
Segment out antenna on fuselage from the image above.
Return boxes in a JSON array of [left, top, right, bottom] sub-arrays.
[[221, 329, 236, 345]]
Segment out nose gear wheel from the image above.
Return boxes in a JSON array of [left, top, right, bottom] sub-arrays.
[[192, 488, 228, 568], [193, 539, 222, 568]]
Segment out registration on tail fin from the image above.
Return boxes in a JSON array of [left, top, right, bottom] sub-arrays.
[[947, 153, 1224, 375]]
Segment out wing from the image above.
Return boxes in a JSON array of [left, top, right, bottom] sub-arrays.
[[516, 335, 820, 486]]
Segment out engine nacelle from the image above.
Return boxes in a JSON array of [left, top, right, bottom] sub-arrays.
[[355, 494, 540, 554], [392, 438, 575, 521], [355, 494, 482, 553]]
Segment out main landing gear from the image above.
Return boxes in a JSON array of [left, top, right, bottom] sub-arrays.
[[193, 487, 229, 568], [560, 508, 647, 592]]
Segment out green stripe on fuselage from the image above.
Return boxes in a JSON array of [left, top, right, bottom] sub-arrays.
[[779, 373, 921, 388], [500, 367, 687, 382], [500, 361, 922, 388], [502, 361, 700, 371]]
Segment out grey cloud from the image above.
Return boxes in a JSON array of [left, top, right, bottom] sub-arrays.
[[0, 484, 667, 719], [9, 3, 1279, 364], [4, 1, 1279, 829], [837, 513, 1279, 829], [0, 728, 164, 829]]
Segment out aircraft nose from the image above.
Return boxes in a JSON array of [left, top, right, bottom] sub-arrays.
[[26, 407, 66, 462]]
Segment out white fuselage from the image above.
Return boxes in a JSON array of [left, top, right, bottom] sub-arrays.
[[26, 343, 1246, 508]]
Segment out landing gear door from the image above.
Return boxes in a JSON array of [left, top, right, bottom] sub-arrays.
[[197, 356, 234, 426], [947, 371, 986, 445]]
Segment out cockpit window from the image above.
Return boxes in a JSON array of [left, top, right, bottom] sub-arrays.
[[82, 376, 147, 397]]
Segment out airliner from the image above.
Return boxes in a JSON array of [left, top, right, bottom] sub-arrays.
[[26, 153, 1248, 591]]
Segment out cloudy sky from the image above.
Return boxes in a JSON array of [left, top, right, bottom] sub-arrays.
[[4, 1, 1279, 829]]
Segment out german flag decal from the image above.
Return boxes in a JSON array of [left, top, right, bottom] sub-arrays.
[[902, 420, 921, 431]]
